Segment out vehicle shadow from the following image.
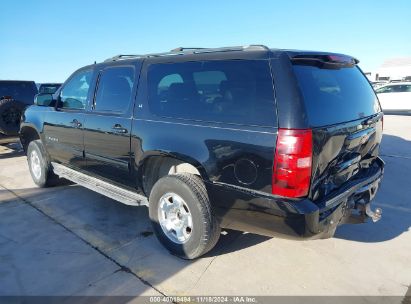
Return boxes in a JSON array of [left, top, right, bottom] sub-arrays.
[[335, 134, 411, 242], [1, 134, 410, 296], [0, 150, 24, 159], [0, 183, 270, 296], [0, 142, 24, 159]]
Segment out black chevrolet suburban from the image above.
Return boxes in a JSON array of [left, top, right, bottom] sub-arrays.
[[20, 45, 384, 259]]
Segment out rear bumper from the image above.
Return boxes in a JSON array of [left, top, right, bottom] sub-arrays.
[[207, 157, 384, 239]]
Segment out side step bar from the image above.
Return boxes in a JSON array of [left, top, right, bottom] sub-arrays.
[[51, 162, 148, 207]]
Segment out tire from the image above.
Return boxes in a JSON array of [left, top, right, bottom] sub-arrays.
[[27, 140, 59, 187], [149, 173, 221, 259], [0, 99, 26, 136]]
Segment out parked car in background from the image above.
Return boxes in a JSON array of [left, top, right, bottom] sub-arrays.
[[375, 82, 411, 114], [0, 80, 38, 136], [20, 46, 384, 259], [371, 81, 388, 89], [38, 83, 62, 94]]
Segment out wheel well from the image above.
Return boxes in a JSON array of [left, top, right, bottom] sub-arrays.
[[141, 156, 202, 196], [20, 127, 40, 152]]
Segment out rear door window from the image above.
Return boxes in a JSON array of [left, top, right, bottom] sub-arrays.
[[94, 66, 135, 113], [293, 65, 380, 126], [147, 60, 276, 127]]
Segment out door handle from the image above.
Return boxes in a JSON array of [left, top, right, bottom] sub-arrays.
[[70, 119, 82, 128], [111, 124, 128, 134]]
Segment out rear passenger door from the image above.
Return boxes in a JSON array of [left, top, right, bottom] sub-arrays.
[[83, 63, 141, 187]]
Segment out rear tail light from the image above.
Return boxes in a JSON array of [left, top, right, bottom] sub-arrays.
[[272, 129, 313, 198]]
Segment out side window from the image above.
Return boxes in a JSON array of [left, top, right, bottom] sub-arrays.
[[158, 74, 183, 94], [60, 69, 93, 110], [396, 85, 411, 93], [94, 66, 135, 113], [193, 71, 226, 95], [147, 60, 276, 126], [376, 85, 401, 94]]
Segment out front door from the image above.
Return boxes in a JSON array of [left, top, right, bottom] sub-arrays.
[[83, 64, 139, 187], [44, 68, 94, 169]]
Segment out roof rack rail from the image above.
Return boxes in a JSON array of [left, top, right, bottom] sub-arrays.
[[104, 54, 141, 62], [170, 45, 270, 54], [104, 45, 271, 62], [170, 47, 205, 52], [243, 44, 270, 50]]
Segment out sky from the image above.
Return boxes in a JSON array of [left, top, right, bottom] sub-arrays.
[[1, 0, 410, 83]]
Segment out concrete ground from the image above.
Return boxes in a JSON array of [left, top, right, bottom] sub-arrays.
[[0, 115, 410, 301]]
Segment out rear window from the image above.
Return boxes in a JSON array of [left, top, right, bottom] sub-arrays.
[[0, 81, 38, 104], [39, 84, 61, 94], [147, 60, 276, 126], [293, 65, 380, 127]]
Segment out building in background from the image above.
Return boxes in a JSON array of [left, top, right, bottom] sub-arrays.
[[366, 57, 411, 82]]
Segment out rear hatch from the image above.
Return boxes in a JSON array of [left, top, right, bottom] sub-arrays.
[[289, 54, 383, 202]]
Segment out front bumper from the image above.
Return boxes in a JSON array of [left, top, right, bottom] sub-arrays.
[[207, 157, 384, 239]]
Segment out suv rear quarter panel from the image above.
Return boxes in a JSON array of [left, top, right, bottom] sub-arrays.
[[131, 118, 277, 193]]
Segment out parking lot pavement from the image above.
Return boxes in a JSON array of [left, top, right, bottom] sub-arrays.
[[0, 115, 410, 299]]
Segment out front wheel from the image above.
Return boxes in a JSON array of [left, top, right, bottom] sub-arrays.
[[27, 140, 59, 187], [149, 174, 221, 259]]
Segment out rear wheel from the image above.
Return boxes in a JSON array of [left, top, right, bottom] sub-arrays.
[[149, 173, 220, 259], [27, 140, 59, 187]]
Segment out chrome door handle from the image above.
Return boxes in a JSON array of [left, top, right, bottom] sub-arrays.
[[70, 119, 82, 128], [111, 124, 128, 134]]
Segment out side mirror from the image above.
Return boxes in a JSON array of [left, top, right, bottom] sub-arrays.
[[34, 93, 54, 106]]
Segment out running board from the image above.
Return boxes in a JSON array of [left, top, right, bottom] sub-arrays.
[[51, 162, 148, 207]]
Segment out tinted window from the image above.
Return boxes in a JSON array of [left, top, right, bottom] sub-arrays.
[[158, 74, 183, 94], [0, 81, 38, 104], [393, 85, 411, 93], [293, 65, 380, 126], [39, 84, 61, 94], [147, 60, 276, 126], [60, 69, 93, 110], [375, 85, 400, 94], [94, 66, 135, 113]]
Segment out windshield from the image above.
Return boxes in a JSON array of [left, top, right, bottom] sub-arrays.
[[293, 65, 380, 127]]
